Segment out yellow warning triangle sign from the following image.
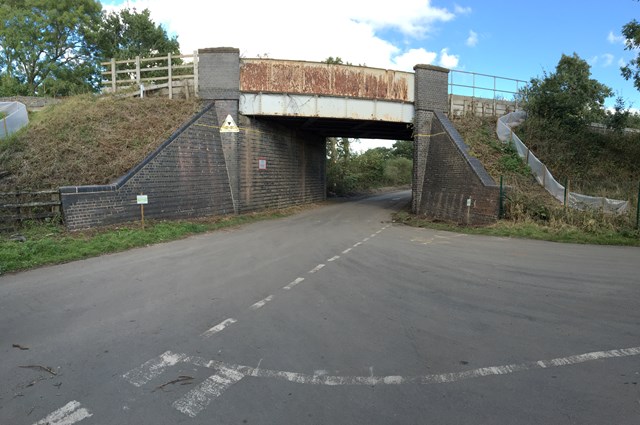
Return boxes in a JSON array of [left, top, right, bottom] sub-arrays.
[[220, 114, 239, 133]]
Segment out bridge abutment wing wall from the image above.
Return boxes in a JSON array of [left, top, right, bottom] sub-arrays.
[[60, 103, 235, 230], [413, 65, 499, 224]]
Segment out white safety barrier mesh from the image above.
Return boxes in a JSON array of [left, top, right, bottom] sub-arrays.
[[0, 101, 29, 139], [496, 111, 629, 214]]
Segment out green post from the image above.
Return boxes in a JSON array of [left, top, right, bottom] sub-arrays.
[[636, 181, 640, 230], [498, 175, 504, 219]]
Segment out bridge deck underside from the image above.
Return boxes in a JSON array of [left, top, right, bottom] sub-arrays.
[[248, 115, 414, 140]]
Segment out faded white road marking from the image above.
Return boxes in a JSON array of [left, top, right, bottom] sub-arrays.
[[201, 318, 237, 338], [375, 230, 382, 234], [327, 256, 340, 262], [309, 264, 325, 273], [370, 233, 377, 238], [249, 295, 273, 310], [123, 351, 188, 387], [172, 367, 245, 418], [362, 237, 370, 242], [353, 242, 362, 247], [33, 401, 92, 425], [342, 248, 353, 254], [182, 345, 640, 387], [283, 277, 304, 290]]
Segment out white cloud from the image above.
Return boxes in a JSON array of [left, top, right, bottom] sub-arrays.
[[454, 4, 472, 14], [608, 31, 625, 45], [101, 0, 466, 69], [602, 53, 614, 67], [438, 48, 459, 68], [619, 58, 627, 67], [588, 56, 598, 66], [392, 48, 438, 71], [466, 30, 478, 47]]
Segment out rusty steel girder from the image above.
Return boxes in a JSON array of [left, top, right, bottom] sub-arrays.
[[240, 59, 414, 102]]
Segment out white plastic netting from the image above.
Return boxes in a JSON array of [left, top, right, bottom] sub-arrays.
[[496, 111, 629, 214], [0, 101, 29, 138]]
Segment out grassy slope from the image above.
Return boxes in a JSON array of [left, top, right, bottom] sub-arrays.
[[0, 95, 201, 190]]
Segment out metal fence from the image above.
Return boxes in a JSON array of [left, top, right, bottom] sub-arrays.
[[448, 70, 527, 117]]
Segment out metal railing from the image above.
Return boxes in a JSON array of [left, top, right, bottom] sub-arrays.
[[449, 70, 527, 117]]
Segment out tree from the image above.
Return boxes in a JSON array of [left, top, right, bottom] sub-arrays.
[[95, 8, 180, 61], [621, 19, 640, 91], [520, 53, 612, 128], [391, 140, 413, 160], [0, 0, 102, 96]]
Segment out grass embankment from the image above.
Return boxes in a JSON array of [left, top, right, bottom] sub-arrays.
[[395, 115, 640, 246], [0, 207, 306, 275], [0, 95, 201, 190]]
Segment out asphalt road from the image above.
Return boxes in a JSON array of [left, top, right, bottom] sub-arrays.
[[1, 190, 639, 425]]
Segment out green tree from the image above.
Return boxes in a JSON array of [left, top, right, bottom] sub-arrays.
[[95, 8, 180, 61], [621, 19, 640, 91], [0, 0, 102, 96], [391, 140, 413, 160], [94, 8, 182, 87], [520, 53, 612, 128]]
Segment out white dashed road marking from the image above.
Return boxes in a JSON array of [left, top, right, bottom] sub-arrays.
[[327, 256, 340, 262], [33, 400, 92, 425], [201, 318, 237, 338], [309, 264, 325, 274], [283, 277, 304, 290], [249, 295, 274, 310], [342, 248, 352, 254]]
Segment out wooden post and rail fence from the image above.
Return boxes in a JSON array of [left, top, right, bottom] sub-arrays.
[[0, 190, 61, 231], [101, 51, 199, 99]]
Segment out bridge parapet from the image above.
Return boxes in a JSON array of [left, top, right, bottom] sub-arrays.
[[240, 59, 414, 102]]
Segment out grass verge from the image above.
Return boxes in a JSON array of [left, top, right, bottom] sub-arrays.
[[393, 210, 640, 247], [0, 207, 307, 275]]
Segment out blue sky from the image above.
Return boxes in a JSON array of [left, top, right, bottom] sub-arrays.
[[103, 0, 640, 109]]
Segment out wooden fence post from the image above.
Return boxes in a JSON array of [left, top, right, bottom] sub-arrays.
[[168, 53, 173, 99], [111, 58, 116, 93], [136, 56, 141, 85], [193, 50, 199, 98]]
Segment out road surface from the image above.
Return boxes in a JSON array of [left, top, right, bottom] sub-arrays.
[[1, 190, 639, 424]]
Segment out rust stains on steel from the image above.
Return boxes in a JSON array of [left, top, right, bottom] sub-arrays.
[[240, 59, 410, 102]]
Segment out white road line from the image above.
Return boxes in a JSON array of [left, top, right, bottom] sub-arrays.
[[342, 248, 353, 254], [33, 400, 92, 425], [249, 295, 273, 310], [283, 277, 304, 290], [362, 237, 370, 242], [172, 367, 245, 418], [375, 230, 382, 234], [309, 264, 325, 273], [353, 242, 362, 247], [370, 233, 376, 238], [181, 345, 640, 387], [123, 351, 188, 387], [327, 256, 340, 262], [201, 318, 237, 338]]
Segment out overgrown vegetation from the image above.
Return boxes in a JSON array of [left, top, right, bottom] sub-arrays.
[[326, 138, 412, 196], [0, 95, 201, 190], [448, 115, 639, 244]]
